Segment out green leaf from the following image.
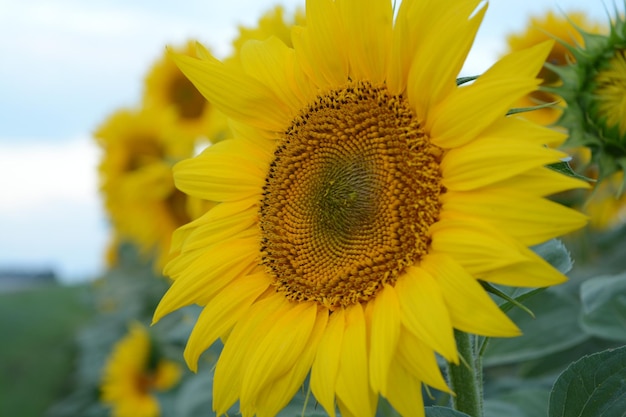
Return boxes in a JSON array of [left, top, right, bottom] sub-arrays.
[[484, 290, 588, 366], [546, 160, 595, 182], [548, 345, 626, 417], [506, 101, 558, 116], [456, 75, 478, 85], [580, 274, 626, 342], [175, 372, 215, 417], [484, 389, 550, 417], [531, 239, 573, 275], [425, 406, 471, 417]]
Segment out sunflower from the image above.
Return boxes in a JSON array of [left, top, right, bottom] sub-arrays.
[[585, 172, 626, 229], [548, 4, 626, 188], [153, 1, 588, 416], [95, 107, 196, 270], [100, 323, 181, 417], [144, 41, 228, 142], [506, 11, 603, 126]]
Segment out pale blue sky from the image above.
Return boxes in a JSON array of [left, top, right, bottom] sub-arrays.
[[0, 0, 613, 282]]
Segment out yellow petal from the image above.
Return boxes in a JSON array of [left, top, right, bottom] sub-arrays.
[[441, 137, 567, 191], [212, 294, 287, 415], [292, 0, 349, 89], [429, 218, 528, 274], [396, 328, 450, 393], [480, 252, 568, 288], [475, 40, 554, 85], [183, 272, 271, 371], [173, 139, 269, 202], [311, 309, 345, 417], [384, 356, 426, 417], [335, 304, 377, 417], [253, 309, 328, 417], [421, 254, 521, 337], [153, 237, 258, 322], [241, 37, 307, 111], [441, 189, 588, 245], [395, 267, 458, 362], [337, 0, 392, 83], [170, 50, 291, 131], [369, 284, 401, 396], [490, 166, 591, 196], [482, 113, 567, 147], [240, 301, 318, 406], [408, 1, 485, 117]]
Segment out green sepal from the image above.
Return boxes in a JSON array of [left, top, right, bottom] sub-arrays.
[[456, 75, 478, 86], [546, 160, 595, 182]]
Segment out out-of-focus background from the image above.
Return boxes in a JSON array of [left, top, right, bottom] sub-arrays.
[[0, 1, 616, 417]]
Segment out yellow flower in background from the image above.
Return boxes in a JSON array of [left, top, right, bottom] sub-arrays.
[[144, 41, 228, 142], [101, 323, 181, 417], [506, 11, 603, 125], [586, 172, 626, 229], [154, 0, 588, 416], [548, 5, 626, 188], [95, 107, 197, 270]]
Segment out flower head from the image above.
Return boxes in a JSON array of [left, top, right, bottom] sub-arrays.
[[506, 10, 603, 125], [548, 4, 626, 188], [144, 41, 228, 142], [100, 323, 181, 417], [153, 1, 588, 416], [95, 107, 197, 269]]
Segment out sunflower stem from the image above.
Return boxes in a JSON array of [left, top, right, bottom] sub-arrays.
[[447, 330, 483, 417]]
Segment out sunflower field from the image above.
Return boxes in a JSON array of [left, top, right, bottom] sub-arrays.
[[3, 1, 626, 417]]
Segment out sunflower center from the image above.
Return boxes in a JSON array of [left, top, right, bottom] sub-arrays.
[[259, 81, 443, 309], [594, 48, 626, 138]]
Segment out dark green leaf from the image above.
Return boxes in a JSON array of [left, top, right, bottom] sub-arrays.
[[425, 406, 471, 417], [548, 345, 626, 417], [484, 389, 550, 417], [546, 160, 595, 182], [484, 290, 588, 366], [580, 274, 626, 342], [506, 101, 558, 116]]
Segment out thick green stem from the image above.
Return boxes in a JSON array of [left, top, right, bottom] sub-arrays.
[[447, 330, 483, 417]]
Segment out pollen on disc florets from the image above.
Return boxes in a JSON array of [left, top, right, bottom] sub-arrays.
[[259, 80, 444, 309]]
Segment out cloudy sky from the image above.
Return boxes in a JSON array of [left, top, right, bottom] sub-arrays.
[[0, 0, 611, 283]]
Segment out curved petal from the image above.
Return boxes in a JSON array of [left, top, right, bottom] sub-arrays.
[[292, 0, 349, 89], [440, 137, 567, 191], [395, 267, 458, 362], [337, 0, 392, 83], [490, 166, 591, 196], [335, 304, 377, 417], [369, 284, 401, 396], [407, 1, 485, 116], [384, 356, 425, 417], [421, 254, 520, 337], [183, 272, 271, 371], [311, 308, 345, 417], [170, 51, 291, 131], [396, 327, 449, 393]]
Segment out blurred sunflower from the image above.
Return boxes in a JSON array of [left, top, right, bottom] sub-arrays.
[[586, 172, 626, 229], [100, 323, 181, 417], [506, 11, 603, 125], [95, 107, 196, 270], [548, 4, 626, 188], [144, 41, 228, 142], [154, 0, 588, 416]]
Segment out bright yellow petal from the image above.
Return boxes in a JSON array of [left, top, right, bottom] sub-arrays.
[[252, 308, 328, 417], [482, 113, 567, 147], [476, 40, 554, 85], [292, 0, 349, 89], [479, 251, 568, 288], [240, 301, 318, 407], [441, 137, 567, 191], [491, 166, 591, 196], [153, 237, 258, 322], [337, 0, 392, 83], [183, 272, 271, 371], [240, 37, 307, 111], [395, 267, 458, 362], [212, 294, 287, 415], [441, 189, 588, 245], [396, 328, 450, 393], [407, 1, 485, 117], [310, 308, 344, 417], [384, 356, 425, 417], [430, 218, 526, 274], [173, 139, 269, 202], [335, 304, 377, 417], [170, 51, 291, 131], [369, 284, 401, 396], [421, 254, 520, 337]]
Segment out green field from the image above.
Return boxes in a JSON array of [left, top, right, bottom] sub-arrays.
[[0, 284, 95, 417]]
